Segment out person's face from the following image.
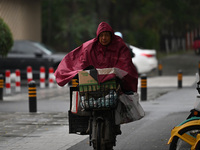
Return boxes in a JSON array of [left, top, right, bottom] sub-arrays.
[[99, 31, 111, 46]]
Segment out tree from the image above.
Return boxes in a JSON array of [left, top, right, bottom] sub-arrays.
[[41, 0, 200, 52], [42, 0, 97, 51], [0, 18, 13, 57]]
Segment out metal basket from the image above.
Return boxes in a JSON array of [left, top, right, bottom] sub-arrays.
[[79, 83, 118, 110]]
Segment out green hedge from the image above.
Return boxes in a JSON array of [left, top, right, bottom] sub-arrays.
[[0, 18, 13, 57]]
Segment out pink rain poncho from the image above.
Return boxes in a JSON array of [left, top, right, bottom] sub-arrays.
[[55, 22, 138, 92]]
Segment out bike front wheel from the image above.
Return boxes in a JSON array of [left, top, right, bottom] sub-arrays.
[[96, 120, 103, 150], [169, 125, 200, 150], [94, 120, 114, 150]]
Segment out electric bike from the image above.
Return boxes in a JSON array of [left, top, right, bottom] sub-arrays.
[[68, 76, 121, 150]]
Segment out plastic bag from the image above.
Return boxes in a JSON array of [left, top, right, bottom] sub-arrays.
[[71, 91, 90, 116], [115, 93, 145, 125]]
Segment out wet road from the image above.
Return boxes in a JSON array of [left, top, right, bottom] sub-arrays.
[[0, 51, 199, 150]]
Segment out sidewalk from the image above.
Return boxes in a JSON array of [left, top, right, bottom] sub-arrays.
[[0, 112, 88, 150], [0, 75, 196, 150], [0, 84, 88, 150], [138, 75, 196, 88]]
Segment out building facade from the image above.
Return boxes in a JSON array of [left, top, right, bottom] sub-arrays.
[[0, 0, 41, 42]]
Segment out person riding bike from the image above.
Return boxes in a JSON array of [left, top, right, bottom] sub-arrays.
[[55, 22, 138, 93], [55, 22, 140, 136]]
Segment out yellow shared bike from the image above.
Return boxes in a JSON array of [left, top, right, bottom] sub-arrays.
[[168, 74, 200, 150]]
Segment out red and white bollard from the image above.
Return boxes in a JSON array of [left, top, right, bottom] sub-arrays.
[[40, 66, 45, 88], [27, 66, 33, 83], [5, 70, 11, 94], [15, 69, 21, 92], [49, 67, 54, 88]]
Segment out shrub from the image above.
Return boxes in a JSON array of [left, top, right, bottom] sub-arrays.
[[0, 18, 13, 57]]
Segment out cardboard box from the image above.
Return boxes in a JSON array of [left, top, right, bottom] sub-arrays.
[[78, 70, 117, 92], [78, 71, 98, 85], [78, 71, 98, 92]]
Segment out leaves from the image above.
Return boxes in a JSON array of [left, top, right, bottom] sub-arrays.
[[0, 18, 13, 57], [41, 0, 200, 52]]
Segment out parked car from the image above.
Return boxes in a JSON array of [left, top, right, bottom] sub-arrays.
[[129, 45, 158, 74], [114, 32, 158, 74], [0, 40, 65, 79]]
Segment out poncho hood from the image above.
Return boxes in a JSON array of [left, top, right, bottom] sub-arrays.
[[96, 22, 114, 37], [55, 22, 138, 92]]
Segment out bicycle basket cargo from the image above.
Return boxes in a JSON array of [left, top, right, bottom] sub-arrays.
[[78, 70, 119, 110]]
